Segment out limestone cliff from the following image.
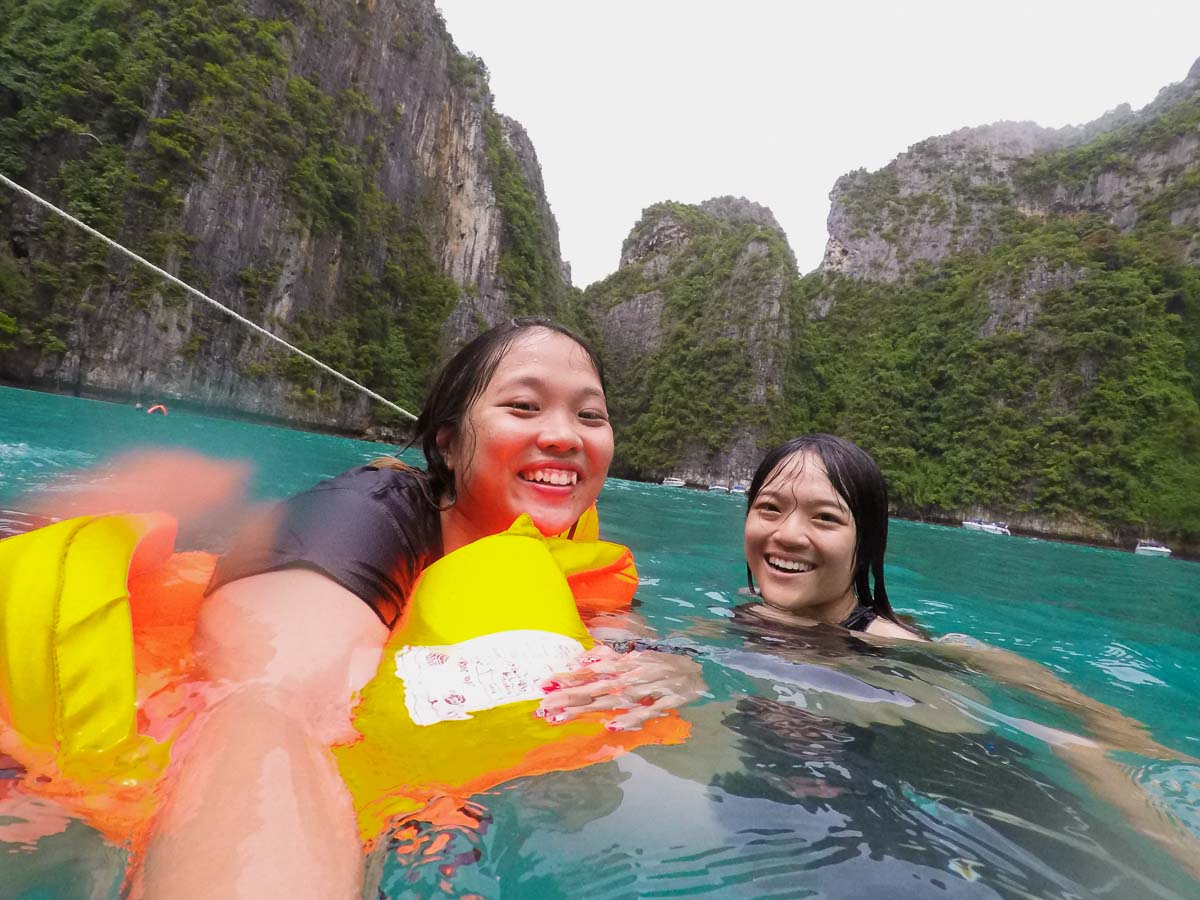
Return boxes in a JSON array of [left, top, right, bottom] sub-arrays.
[[821, 57, 1200, 287], [800, 56, 1200, 546], [588, 61, 1200, 547], [0, 0, 568, 431], [583, 197, 796, 485]]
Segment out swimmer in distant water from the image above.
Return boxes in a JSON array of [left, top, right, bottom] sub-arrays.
[[728, 433, 1200, 877], [141, 318, 703, 900]]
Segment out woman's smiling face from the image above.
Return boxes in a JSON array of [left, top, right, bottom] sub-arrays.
[[744, 451, 859, 624], [443, 328, 613, 544]]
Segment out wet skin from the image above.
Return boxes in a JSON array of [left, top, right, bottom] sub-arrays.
[[440, 329, 613, 552], [744, 452, 859, 626]]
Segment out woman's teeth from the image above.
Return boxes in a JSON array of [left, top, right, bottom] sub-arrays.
[[767, 556, 813, 573], [522, 469, 578, 486]]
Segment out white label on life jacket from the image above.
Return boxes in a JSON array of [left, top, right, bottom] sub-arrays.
[[394, 630, 586, 726]]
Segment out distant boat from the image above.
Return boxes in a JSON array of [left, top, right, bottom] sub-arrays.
[[1134, 540, 1172, 557], [707, 484, 728, 493], [729, 483, 748, 495], [662, 477, 686, 488], [962, 519, 1011, 536]]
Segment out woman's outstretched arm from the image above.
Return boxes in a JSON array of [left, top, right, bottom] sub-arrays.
[[1052, 740, 1200, 879], [935, 638, 1200, 879], [140, 569, 388, 900], [936, 638, 1196, 762]]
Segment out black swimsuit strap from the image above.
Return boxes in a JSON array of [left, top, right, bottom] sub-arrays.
[[839, 604, 878, 632]]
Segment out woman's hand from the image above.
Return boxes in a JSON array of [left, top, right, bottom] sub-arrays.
[[536, 644, 706, 731]]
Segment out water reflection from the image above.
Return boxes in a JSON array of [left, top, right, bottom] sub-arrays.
[[2, 392, 1198, 897], [372, 617, 1195, 898]]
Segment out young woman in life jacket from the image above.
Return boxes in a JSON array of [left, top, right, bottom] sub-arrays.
[[141, 318, 703, 899]]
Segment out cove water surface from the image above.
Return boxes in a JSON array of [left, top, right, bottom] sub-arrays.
[[1, 385, 1198, 899]]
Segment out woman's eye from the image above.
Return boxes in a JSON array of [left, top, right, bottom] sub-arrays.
[[505, 401, 538, 412], [579, 409, 609, 422], [816, 513, 844, 524]]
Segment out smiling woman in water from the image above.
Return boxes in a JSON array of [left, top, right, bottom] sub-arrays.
[[142, 318, 702, 899], [742, 434, 920, 639], [730, 432, 1200, 879]]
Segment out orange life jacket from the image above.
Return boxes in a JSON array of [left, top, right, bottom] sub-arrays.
[[0, 512, 689, 850]]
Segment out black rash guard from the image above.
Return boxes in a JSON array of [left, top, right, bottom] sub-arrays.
[[207, 466, 442, 627], [838, 604, 879, 632]]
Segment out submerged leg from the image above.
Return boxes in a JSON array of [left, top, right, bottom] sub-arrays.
[[142, 692, 363, 898], [140, 570, 388, 899]]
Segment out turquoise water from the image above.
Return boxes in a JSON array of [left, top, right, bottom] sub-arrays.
[[1, 385, 1198, 898]]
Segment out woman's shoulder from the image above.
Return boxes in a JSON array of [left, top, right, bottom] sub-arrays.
[[864, 617, 928, 641], [208, 462, 439, 628], [315, 462, 426, 492], [305, 463, 431, 510]]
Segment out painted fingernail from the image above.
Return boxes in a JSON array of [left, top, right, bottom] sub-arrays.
[[540, 680, 561, 692], [534, 707, 547, 718], [605, 722, 625, 733], [548, 713, 566, 724]]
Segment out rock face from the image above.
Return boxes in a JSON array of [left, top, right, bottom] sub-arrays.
[[585, 197, 795, 485], [619, 212, 694, 269], [598, 290, 663, 375], [821, 60, 1200, 284], [799, 56, 1200, 547], [0, 0, 568, 431], [698, 196, 788, 237], [588, 60, 1200, 547]]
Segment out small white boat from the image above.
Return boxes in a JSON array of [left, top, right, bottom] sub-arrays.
[[729, 483, 748, 495], [662, 477, 686, 488], [1134, 540, 1172, 557], [962, 519, 1011, 536], [707, 484, 728, 494]]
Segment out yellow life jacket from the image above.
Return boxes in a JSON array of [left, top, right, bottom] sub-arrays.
[[0, 513, 179, 781], [0, 508, 687, 846], [335, 514, 688, 843]]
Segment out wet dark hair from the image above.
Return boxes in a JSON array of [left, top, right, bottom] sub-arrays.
[[412, 316, 606, 506], [745, 433, 905, 627]]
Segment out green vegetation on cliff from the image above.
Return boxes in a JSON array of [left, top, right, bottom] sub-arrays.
[[583, 202, 792, 473], [1015, 94, 1200, 201], [789, 217, 1200, 538], [273, 224, 461, 418], [587, 120, 1200, 541], [483, 111, 562, 318], [825, 96, 1200, 540], [0, 0, 563, 421], [0, 0, 441, 406]]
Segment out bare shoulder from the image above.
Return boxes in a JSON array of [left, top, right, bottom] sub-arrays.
[[864, 617, 927, 641]]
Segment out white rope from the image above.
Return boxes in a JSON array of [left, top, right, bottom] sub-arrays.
[[0, 171, 418, 421]]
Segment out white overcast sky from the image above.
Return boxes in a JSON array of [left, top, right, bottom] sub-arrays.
[[435, 1, 1200, 287]]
